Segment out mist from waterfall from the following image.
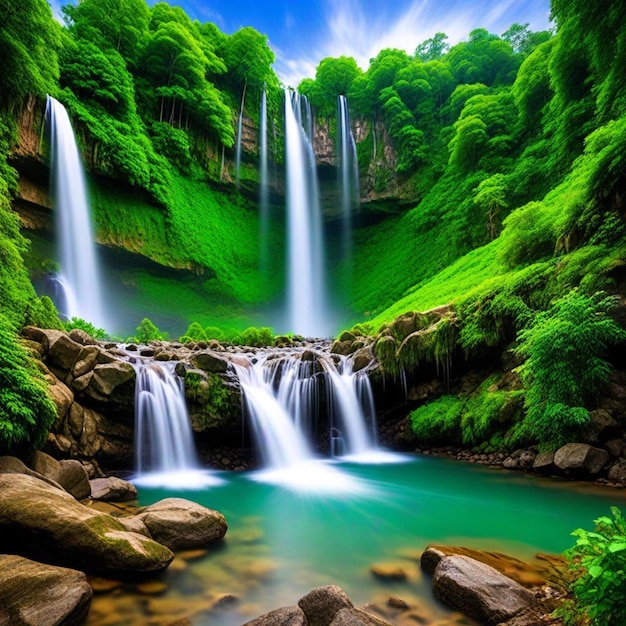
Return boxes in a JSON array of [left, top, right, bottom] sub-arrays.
[[46, 95, 105, 329], [284, 89, 328, 337]]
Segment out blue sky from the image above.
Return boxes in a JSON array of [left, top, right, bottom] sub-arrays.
[[49, 0, 553, 87]]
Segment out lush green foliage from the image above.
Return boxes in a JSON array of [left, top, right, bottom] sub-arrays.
[[0, 317, 56, 454], [556, 507, 626, 626], [513, 291, 625, 448], [135, 317, 166, 343]]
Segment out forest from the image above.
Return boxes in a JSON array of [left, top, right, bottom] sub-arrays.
[[0, 0, 626, 624]]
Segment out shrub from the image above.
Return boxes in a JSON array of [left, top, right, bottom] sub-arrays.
[[135, 318, 165, 344], [64, 316, 107, 340], [0, 316, 57, 454], [556, 507, 626, 626], [182, 322, 206, 342], [204, 326, 225, 341], [513, 290, 625, 447]]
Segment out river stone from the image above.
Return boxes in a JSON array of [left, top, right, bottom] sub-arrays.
[[608, 459, 626, 483], [352, 348, 372, 373], [532, 451, 555, 473], [330, 608, 392, 626], [90, 476, 138, 502], [243, 606, 307, 626], [190, 351, 229, 373], [0, 473, 173, 575], [0, 555, 93, 626], [31, 451, 91, 500], [136, 498, 228, 550], [432, 555, 535, 625], [68, 328, 99, 346], [554, 443, 610, 475], [298, 585, 354, 626]]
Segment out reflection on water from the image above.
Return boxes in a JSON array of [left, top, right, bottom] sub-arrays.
[[86, 455, 626, 625]]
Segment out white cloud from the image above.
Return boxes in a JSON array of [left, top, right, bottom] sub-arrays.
[[273, 0, 551, 87]]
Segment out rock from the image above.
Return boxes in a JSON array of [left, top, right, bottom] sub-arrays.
[[298, 585, 354, 626], [0, 473, 173, 575], [31, 452, 91, 500], [243, 606, 307, 626], [532, 452, 555, 473], [47, 332, 85, 378], [21, 325, 51, 351], [47, 378, 75, 422], [420, 546, 447, 575], [69, 328, 98, 346], [370, 563, 408, 581], [0, 456, 64, 491], [330, 608, 392, 626], [0, 554, 92, 626], [386, 596, 409, 611], [136, 498, 227, 550], [330, 340, 357, 356], [90, 476, 138, 502], [432, 555, 536, 625], [554, 443, 610, 475], [582, 409, 620, 444], [608, 459, 626, 483], [518, 450, 536, 469], [389, 312, 420, 340], [82, 361, 136, 400], [605, 439, 625, 458], [72, 346, 100, 378], [190, 351, 229, 373], [338, 331, 356, 343], [352, 348, 372, 373]]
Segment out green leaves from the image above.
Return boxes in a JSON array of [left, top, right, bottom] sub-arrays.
[[513, 291, 625, 447], [557, 507, 626, 625]]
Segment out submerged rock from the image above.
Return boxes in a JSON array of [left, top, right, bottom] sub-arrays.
[[0, 473, 173, 575], [135, 497, 228, 551], [0, 554, 93, 626], [432, 555, 536, 625]]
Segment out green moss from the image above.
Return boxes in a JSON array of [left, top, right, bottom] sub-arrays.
[[185, 370, 232, 429]]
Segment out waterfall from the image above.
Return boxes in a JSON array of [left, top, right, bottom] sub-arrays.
[[46, 95, 105, 329], [134, 361, 222, 488], [235, 84, 247, 187], [234, 351, 374, 492], [338, 95, 359, 266], [284, 89, 328, 337], [259, 87, 269, 274]]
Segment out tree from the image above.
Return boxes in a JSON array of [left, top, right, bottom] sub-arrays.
[[306, 56, 361, 117], [0, 0, 60, 110], [415, 32, 449, 61], [473, 174, 509, 239], [135, 318, 164, 343]]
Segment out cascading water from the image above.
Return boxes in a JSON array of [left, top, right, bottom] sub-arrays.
[[46, 95, 105, 329], [234, 351, 371, 492], [338, 95, 359, 264], [134, 361, 222, 488], [284, 89, 328, 337]]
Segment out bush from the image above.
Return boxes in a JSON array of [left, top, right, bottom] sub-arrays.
[[0, 316, 57, 454], [182, 322, 207, 342], [64, 316, 107, 340], [513, 290, 625, 447], [135, 318, 165, 344], [556, 507, 626, 626]]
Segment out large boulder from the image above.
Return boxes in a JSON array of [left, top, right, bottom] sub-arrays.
[[90, 476, 138, 502], [135, 497, 227, 550], [0, 456, 64, 491], [243, 606, 307, 626], [79, 361, 136, 401], [190, 351, 229, 373], [432, 555, 536, 625], [0, 555, 93, 626], [330, 608, 391, 626], [68, 328, 98, 346], [0, 474, 173, 575], [554, 443, 610, 475], [298, 585, 354, 626], [30, 451, 91, 500]]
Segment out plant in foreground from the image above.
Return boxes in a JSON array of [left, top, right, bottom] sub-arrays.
[[555, 506, 626, 626]]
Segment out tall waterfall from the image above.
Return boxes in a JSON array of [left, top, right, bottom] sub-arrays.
[[134, 362, 222, 488], [284, 90, 328, 337], [338, 95, 359, 266], [259, 87, 269, 274], [46, 95, 105, 329]]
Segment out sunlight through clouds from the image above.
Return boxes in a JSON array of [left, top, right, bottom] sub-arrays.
[[274, 0, 551, 87]]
